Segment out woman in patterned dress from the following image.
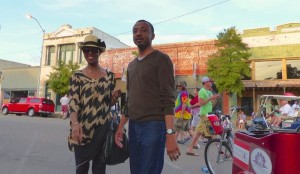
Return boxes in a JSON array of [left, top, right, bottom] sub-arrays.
[[68, 35, 121, 174]]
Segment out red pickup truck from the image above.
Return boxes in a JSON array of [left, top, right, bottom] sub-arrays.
[[1, 97, 55, 117]]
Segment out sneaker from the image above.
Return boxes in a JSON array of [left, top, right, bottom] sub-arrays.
[[193, 144, 200, 149], [182, 137, 191, 143], [177, 139, 185, 144], [201, 167, 209, 173]]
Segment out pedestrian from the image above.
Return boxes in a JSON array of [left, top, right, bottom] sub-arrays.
[[67, 35, 122, 174], [174, 81, 193, 144], [186, 76, 219, 156], [237, 110, 246, 130], [189, 87, 202, 149], [115, 20, 180, 174], [60, 94, 69, 119], [272, 98, 295, 127], [268, 99, 280, 126]]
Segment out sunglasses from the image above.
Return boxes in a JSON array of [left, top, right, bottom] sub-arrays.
[[82, 48, 100, 54], [176, 85, 182, 88]]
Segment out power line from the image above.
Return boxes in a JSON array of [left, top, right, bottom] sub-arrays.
[[114, 0, 230, 36]]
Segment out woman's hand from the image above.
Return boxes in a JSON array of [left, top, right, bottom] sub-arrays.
[[71, 123, 83, 143], [112, 89, 122, 100]]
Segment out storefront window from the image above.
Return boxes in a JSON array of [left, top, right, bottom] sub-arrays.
[[255, 60, 282, 80]]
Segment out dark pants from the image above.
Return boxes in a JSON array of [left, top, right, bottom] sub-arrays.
[[74, 122, 109, 174], [129, 120, 166, 174], [74, 145, 106, 174]]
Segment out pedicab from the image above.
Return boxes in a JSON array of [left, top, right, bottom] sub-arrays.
[[233, 94, 300, 174], [246, 94, 300, 131]]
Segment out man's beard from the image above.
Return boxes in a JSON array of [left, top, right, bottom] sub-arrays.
[[137, 43, 149, 51]]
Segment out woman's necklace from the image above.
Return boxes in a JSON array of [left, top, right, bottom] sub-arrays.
[[86, 67, 100, 74], [84, 66, 104, 80]]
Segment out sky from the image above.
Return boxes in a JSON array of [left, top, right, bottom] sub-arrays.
[[1, 0, 300, 66]]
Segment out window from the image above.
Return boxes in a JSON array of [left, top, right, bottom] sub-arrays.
[[44, 99, 54, 105], [79, 49, 86, 64], [19, 98, 27, 103], [29, 98, 40, 103], [286, 59, 300, 79], [79, 49, 83, 64], [46, 46, 56, 66], [255, 60, 282, 80], [4, 91, 10, 99], [28, 91, 35, 97], [12, 98, 21, 103], [59, 44, 75, 64]]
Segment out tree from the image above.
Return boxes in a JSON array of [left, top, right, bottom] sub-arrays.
[[207, 27, 251, 96], [276, 64, 300, 79], [47, 60, 80, 96]]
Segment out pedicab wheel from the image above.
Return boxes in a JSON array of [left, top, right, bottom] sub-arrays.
[[204, 138, 233, 174]]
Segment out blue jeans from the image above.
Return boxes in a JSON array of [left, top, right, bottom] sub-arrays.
[[129, 120, 166, 174]]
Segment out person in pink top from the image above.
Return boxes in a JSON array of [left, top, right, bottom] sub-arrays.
[[190, 87, 202, 149]]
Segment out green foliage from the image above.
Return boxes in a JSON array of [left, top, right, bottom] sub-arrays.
[[132, 51, 138, 57], [207, 27, 251, 96], [47, 60, 80, 96]]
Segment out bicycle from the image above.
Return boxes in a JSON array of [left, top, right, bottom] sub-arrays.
[[204, 106, 246, 174]]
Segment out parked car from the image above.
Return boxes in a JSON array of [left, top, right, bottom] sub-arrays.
[[1, 97, 55, 117]]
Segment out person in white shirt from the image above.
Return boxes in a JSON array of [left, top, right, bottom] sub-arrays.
[[60, 94, 70, 119], [292, 101, 300, 111], [273, 99, 295, 127]]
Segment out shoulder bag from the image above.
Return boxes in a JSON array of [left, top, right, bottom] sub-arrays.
[[101, 118, 129, 165]]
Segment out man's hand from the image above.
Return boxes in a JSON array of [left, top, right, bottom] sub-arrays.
[[166, 134, 181, 161], [211, 94, 220, 100], [115, 126, 124, 148]]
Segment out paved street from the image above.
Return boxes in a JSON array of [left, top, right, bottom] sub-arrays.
[[0, 113, 226, 174]]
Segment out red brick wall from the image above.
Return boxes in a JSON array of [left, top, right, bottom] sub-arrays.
[[100, 40, 217, 78]]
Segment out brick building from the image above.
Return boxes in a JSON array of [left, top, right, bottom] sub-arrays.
[[2, 23, 299, 115]]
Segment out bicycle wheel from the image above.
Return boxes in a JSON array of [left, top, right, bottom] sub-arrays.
[[204, 138, 233, 174]]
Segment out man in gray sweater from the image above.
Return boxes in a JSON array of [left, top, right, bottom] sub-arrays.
[[115, 20, 180, 174]]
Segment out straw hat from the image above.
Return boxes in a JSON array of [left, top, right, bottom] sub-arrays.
[[79, 35, 106, 53]]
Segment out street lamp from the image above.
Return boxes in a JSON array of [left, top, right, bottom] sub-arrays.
[[26, 14, 45, 33], [26, 14, 45, 97]]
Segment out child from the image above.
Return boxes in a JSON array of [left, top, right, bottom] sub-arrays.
[[237, 110, 246, 130]]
